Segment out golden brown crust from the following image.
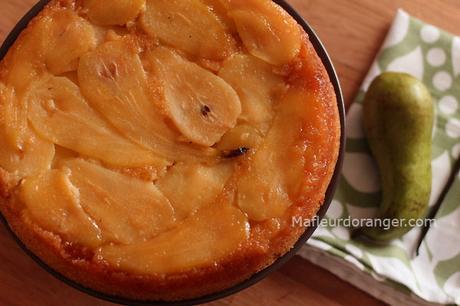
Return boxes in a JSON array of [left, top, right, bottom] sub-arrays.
[[0, 0, 340, 302]]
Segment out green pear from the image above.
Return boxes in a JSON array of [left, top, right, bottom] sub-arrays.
[[354, 72, 433, 243]]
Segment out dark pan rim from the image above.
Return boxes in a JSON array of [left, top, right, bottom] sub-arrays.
[[0, 0, 346, 305]]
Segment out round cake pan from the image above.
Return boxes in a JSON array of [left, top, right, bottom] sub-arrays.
[[0, 1, 346, 305]]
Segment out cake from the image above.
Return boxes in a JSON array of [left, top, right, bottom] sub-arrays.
[[0, 0, 340, 301]]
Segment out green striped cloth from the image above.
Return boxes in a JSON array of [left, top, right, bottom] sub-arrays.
[[300, 9, 460, 305]]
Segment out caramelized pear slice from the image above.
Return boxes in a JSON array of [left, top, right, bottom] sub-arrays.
[[64, 159, 176, 244], [20, 169, 103, 248], [0, 84, 27, 150], [2, 20, 47, 91], [148, 47, 241, 146], [216, 124, 263, 152], [0, 130, 55, 178], [44, 10, 97, 75], [200, 0, 236, 32], [237, 156, 291, 221], [156, 162, 234, 221], [219, 53, 285, 131], [0, 83, 54, 177], [84, 0, 146, 26], [97, 202, 249, 274], [27, 76, 164, 167], [78, 39, 214, 160], [3, 9, 95, 91], [227, 0, 301, 65], [237, 87, 313, 221], [140, 0, 236, 60]]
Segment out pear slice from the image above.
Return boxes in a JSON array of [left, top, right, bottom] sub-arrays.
[[236, 87, 313, 221], [2, 21, 46, 92], [0, 83, 54, 177], [78, 38, 215, 160], [216, 124, 263, 152], [200, 0, 236, 32], [97, 202, 249, 274], [219, 53, 285, 131], [44, 10, 97, 75], [3, 9, 95, 90], [83, 0, 146, 26], [227, 0, 301, 65], [63, 159, 176, 244], [20, 169, 103, 248], [0, 83, 27, 150], [236, 155, 291, 221], [27, 75, 165, 168], [156, 162, 234, 221], [148, 47, 241, 146], [140, 0, 236, 60], [0, 130, 55, 179]]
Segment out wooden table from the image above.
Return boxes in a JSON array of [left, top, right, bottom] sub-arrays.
[[1, 1, 459, 305]]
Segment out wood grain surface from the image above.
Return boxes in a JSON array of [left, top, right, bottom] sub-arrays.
[[1, 1, 459, 305]]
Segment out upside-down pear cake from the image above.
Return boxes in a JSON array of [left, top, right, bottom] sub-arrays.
[[0, 0, 340, 301]]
